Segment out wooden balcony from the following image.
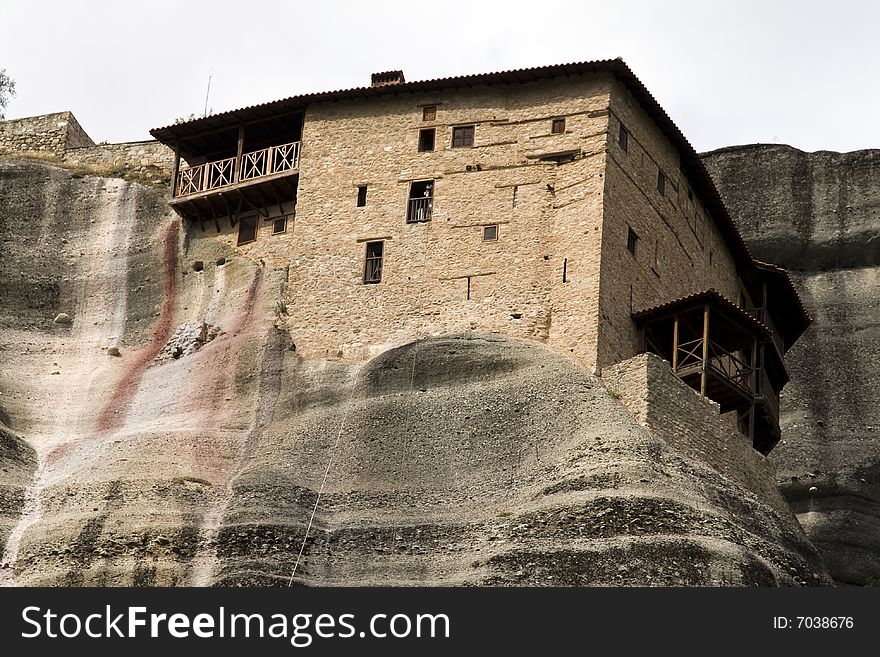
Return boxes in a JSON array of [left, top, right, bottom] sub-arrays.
[[174, 140, 301, 199]]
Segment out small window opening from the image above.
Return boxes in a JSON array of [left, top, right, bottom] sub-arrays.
[[363, 241, 384, 284], [657, 170, 666, 196], [512, 185, 519, 208], [237, 215, 258, 246], [466, 276, 471, 300], [551, 117, 566, 134], [709, 250, 714, 266], [272, 216, 288, 235], [482, 224, 498, 241], [627, 227, 639, 255], [422, 105, 436, 122], [452, 125, 475, 148], [418, 128, 436, 152], [357, 185, 367, 207], [618, 124, 629, 152], [562, 258, 568, 283], [407, 180, 433, 223]]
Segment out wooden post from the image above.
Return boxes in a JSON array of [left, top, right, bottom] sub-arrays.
[[700, 305, 710, 397], [234, 125, 245, 183], [171, 142, 181, 198], [671, 315, 679, 370], [749, 336, 758, 441]]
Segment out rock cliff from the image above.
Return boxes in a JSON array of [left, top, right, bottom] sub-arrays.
[[703, 144, 880, 585], [0, 158, 829, 586]]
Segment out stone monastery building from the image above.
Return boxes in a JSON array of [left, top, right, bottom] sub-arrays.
[[149, 59, 808, 454]]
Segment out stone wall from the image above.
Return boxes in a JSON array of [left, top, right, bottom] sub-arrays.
[[595, 81, 741, 369], [62, 140, 174, 183], [199, 75, 614, 366], [0, 111, 173, 184], [0, 111, 94, 157], [602, 353, 787, 515]]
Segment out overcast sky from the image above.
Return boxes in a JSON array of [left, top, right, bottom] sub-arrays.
[[2, 0, 878, 153]]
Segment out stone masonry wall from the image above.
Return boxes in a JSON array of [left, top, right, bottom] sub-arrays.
[[603, 353, 787, 515], [598, 84, 739, 367], [1, 111, 172, 184], [595, 80, 741, 369], [0, 111, 94, 157], [62, 140, 174, 183], [194, 75, 614, 366]]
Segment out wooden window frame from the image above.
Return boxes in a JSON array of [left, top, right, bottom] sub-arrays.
[[363, 240, 384, 285], [482, 224, 498, 241], [551, 117, 566, 134], [422, 105, 437, 122], [451, 125, 475, 148], [272, 216, 288, 235]]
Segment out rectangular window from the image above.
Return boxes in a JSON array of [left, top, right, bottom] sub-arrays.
[[272, 216, 288, 235], [627, 227, 639, 255], [357, 185, 367, 207], [482, 224, 498, 241], [618, 124, 629, 152], [418, 128, 436, 152], [452, 125, 475, 148], [406, 180, 434, 223], [363, 241, 384, 284], [237, 215, 258, 245], [512, 185, 519, 208], [551, 117, 566, 134], [657, 170, 666, 196], [422, 105, 436, 122]]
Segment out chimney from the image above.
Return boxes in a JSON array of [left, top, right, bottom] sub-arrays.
[[371, 70, 406, 87]]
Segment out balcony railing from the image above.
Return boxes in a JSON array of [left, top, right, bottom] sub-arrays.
[[175, 140, 301, 198]]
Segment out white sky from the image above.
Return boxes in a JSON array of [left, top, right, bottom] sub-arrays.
[[2, 0, 878, 152]]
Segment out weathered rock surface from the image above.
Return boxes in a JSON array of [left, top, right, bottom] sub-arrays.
[[0, 158, 830, 586], [704, 144, 880, 585]]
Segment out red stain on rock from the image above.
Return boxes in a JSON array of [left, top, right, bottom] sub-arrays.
[[95, 219, 180, 433]]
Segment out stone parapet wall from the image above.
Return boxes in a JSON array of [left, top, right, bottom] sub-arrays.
[[63, 140, 174, 183], [602, 353, 786, 514], [0, 111, 93, 157], [0, 111, 173, 185]]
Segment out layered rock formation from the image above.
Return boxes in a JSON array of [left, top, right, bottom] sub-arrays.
[[703, 145, 880, 585], [0, 158, 830, 586]]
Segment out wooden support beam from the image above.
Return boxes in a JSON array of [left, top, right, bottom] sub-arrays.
[[252, 185, 271, 218], [219, 193, 234, 222], [231, 193, 244, 228], [672, 315, 679, 370], [234, 125, 245, 183], [171, 142, 181, 198], [749, 336, 758, 441], [700, 304, 710, 397]]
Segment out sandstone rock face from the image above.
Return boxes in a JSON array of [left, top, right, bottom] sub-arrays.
[[0, 159, 829, 586], [703, 144, 880, 585]]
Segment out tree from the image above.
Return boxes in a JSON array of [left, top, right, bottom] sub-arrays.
[[0, 69, 15, 120]]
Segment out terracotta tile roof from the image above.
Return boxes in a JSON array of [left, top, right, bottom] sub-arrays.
[[632, 288, 772, 341]]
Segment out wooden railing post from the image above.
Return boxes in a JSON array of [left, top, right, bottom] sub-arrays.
[[234, 125, 245, 183], [171, 142, 180, 198], [700, 304, 710, 397], [672, 315, 679, 370]]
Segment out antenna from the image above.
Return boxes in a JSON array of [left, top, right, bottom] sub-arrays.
[[203, 66, 213, 118]]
